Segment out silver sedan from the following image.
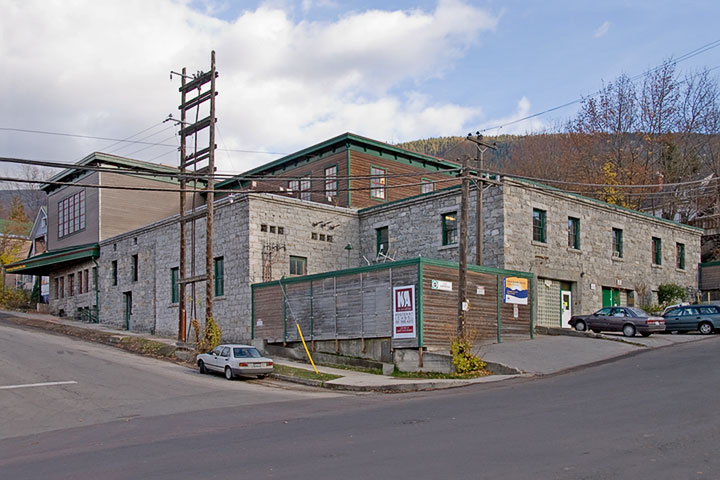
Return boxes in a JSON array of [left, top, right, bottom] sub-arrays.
[[197, 344, 274, 380]]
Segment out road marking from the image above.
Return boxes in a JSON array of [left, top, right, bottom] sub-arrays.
[[0, 381, 78, 390]]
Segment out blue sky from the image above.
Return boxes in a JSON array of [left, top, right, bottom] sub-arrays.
[[1, 0, 719, 175]]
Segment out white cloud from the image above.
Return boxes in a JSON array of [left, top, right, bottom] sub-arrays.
[[0, 0, 497, 174], [594, 20, 610, 38], [479, 97, 545, 135]]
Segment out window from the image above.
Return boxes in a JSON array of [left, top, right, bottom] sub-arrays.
[[532, 209, 546, 243], [568, 217, 580, 249], [311, 232, 318, 240], [84, 269, 89, 293], [59, 277, 64, 298], [269, 226, 276, 234], [376, 226, 389, 254], [421, 178, 435, 194], [277, 226, 284, 235], [327, 235, 333, 242], [289, 256, 307, 276], [131, 254, 138, 282], [260, 224, 267, 232], [288, 180, 299, 193], [214, 257, 224, 297], [171, 267, 179, 303], [57, 190, 86, 238], [54, 278, 59, 299], [300, 175, 311, 201], [612, 228, 623, 258], [112, 260, 118, 286], [69, 273, 74, 297], [77, 271, 83, 294], [652, 237, 662, 265], [676, 243, 685, 270], [442, 212, 458, 246], [325, 166, 338, 197], [370, 166, 387, 200]]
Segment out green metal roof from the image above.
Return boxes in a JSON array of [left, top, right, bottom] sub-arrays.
[[5, 243, 99, 275], [43, 152, 182, 193], [216, 132, 461, 190]]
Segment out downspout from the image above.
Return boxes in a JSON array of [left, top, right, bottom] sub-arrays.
[[92, 256, 100, 324]]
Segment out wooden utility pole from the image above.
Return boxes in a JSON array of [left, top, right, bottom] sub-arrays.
[[466, 133, 497, 266], [173, 51, 218, 342], [457, 155, 470, 338]]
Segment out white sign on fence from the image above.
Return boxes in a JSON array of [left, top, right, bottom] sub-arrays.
[[393, 285, 416, 339], [431, 280, 453, 291]]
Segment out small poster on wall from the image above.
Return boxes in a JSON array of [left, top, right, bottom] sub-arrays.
[[393, 285, 416, 339], [504, 277, 529, 305]]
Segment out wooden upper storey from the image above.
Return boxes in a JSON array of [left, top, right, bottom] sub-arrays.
[[216, 133, 461, 209]]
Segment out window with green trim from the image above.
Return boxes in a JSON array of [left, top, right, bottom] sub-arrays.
[[370, 166, 386, 200], [421, 178, 435, 194], [289, 256, 307, 276], [612, 228, 623, 258], [325, 166, 337, 197], [214, 256, 224, 297], [131, 254, 138, 282], [652, 237, 662, 265], [376, 226, 388, 255], [568, 217, 580, 249], [112, 260, 117, 286], [442, 212, 458, 246], [300, 175, 311, 201], [532, 209, 546, 243], [171, 267, 179, 303], [676, 243, 685, 270]]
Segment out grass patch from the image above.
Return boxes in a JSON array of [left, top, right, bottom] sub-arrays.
[[118, 337, 176, 358], [391, 369, 492, 380], [317, 363, 382, 375], [273, 364, 342, 382]]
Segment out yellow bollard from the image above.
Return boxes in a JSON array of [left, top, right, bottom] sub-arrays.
[[296, 323, 319, 374]]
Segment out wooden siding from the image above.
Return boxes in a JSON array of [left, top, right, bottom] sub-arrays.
[[700, 264, 720, 291], [421, 264, 531, 349], [242, 151, 349, 207], [348, 150, 459, 209], [99, 172, 181, 241]]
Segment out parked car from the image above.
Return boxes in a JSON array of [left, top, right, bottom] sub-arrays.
[[197, 344, 274, 380], [662, 302, 690, 316], [569, 306, 665, 337], [662, 304, 720, 335]]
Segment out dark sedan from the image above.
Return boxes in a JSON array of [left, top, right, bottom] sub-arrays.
[[662, 304, 720, 335], [569, 306, 665, 337]]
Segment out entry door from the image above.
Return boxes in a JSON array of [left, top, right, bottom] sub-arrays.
[[123, 292, 133, 330], [561, 290, 572, 328], [602, 287, 621, 307]]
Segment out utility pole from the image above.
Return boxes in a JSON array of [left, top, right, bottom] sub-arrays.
[[466, 132, 497, 266], [172, 51, 218, 342], [457, 155, 470, 338]]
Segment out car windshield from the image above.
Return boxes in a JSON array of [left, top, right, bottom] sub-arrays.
[[625, 307, 649, 317], [233, 347, 262, 358]]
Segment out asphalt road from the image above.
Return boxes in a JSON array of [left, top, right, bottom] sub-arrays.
[[2, 318, 720, 479]]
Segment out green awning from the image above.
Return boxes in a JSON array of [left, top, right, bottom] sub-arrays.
[[5, 243, 99, 275]]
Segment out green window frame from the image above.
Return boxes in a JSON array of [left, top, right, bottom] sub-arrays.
[[131, 254, 139, 282], [289, 256, 307, 276], [171, 267, 179, 303], [421, 178, 435, 194], [568, 217, 580, 249], [376, 226, 389, 255], [676, 243, 685, 270], [533, 209, 546, 243], [112, 260, 118, 286], [370, 166, 387, 200], [324, 165, 338, 197], [442, 212, 458, 246], [652, 237, 662, 265], [214, 256, 224, 297], [612, 228, 623, 258]]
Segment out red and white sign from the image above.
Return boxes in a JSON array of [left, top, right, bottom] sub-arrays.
[[393, 285, 416, 339]]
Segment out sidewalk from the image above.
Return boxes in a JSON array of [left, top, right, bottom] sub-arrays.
[[2, 309, 713, 393]]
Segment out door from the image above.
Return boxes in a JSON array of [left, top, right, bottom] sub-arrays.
[[123, 292, 132, 330], [561, 290, 572, 328], [602, 287, 621, 307]]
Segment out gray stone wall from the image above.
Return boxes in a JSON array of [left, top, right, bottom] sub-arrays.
[[501, 179, 702, 314], [49, 260, 97, 318]]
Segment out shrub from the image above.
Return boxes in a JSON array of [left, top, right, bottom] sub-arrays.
[[657, 283, 686, 305], [450, 337, 486, 374], [195, 316, 222, 353], [0, 287, 32, 311]]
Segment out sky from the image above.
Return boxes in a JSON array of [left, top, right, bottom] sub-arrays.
[[1, 0, 719, 177]]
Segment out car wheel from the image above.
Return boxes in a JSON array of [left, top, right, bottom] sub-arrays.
[[698, 322, 714, 335], [575, 320, 587, 332], [640, 332, 652, 337], [198, 360, 207, 374], [622, 324, 636, 337], [259, 374, 269, 379], [224, 367, 234, 380], [591, 329, 601, 334]]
